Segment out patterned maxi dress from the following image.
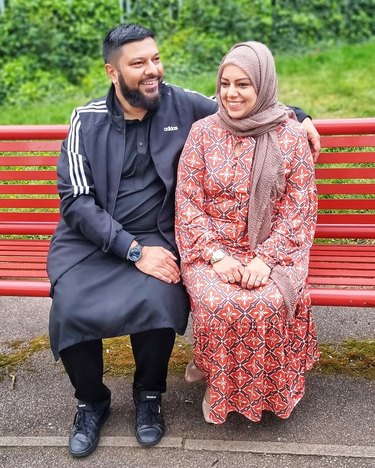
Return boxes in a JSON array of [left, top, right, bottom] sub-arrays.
[[175, 116, 319, 424]]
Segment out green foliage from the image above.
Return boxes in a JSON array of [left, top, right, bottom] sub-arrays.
[[0, 0, 120, 103], [1, 39, 374, 124], [160, 28, 231, 75], [271, 0, 375, 53], [0, 0, 374, 108], [158, 0, 274, 73]]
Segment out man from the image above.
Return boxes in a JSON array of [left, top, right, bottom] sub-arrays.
[[47, 23, 320, 458]]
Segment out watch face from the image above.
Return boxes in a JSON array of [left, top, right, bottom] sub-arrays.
[[211, 249, 226, 264], [129, 245, 142, 262]]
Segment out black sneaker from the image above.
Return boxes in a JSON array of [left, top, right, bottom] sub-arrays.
[[134, 391, 166, 447], [68, 399, 111, 458]]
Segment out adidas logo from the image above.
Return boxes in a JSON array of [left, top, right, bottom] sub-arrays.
[[164, 125, 178, 132], [146, 395, 157, 399]]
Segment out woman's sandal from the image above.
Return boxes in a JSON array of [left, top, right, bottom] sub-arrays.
[[184, 360, 206, 383], [202, 387, 215, 424]]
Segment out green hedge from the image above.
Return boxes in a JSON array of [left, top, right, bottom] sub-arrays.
[[0, 0, 374, 104]]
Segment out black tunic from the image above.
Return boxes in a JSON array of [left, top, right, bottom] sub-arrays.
[[49, 113, 190, 359]]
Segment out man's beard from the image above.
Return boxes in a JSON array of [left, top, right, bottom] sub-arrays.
[[118, 73, 161, 112]]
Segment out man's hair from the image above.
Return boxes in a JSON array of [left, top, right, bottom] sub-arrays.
[[103, 23, 155, 64]]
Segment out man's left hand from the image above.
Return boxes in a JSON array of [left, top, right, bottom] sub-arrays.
[[302, 117, 321, 162]]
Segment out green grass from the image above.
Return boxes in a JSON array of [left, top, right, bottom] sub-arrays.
[[0, 39, 374, 124], [166, 39, 375, 119], [276, 40, 375, 118], [1, 335, 374, 381]]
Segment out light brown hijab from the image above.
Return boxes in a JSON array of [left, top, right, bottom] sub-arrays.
[[213, 42, 298, 319]]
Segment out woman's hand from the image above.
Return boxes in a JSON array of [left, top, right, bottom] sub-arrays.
[[212, 255, 244, 284], [241, 256, 271, 289]]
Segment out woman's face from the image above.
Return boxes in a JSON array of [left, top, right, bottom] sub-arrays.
[[220, 64, 257, 119]]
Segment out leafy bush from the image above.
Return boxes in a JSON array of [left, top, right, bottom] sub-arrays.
[[0, 0, 120, 102], [0, 0, 374, 105]]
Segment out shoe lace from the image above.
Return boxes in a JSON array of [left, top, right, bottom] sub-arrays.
[[73, 407, 95, 433], [138, 401, 161, 426]]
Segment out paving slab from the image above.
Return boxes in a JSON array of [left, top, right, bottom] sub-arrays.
[[0, 296, 374, 468]]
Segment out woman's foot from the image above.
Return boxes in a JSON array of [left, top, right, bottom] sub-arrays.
[[202, 387, 215, 424], [184, 360, 205, 383]]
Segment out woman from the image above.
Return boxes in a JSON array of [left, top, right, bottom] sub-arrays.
[[175, 41, 319, 424]]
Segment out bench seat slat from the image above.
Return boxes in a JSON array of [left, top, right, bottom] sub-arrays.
[[0, 241, 50, 249], [310, 289, 375, 307], [1, 257, 47, 268], [0, 280, 50, 297], [308, 277, 375, 286], [0, 256, 47, 263], [0, 269, 48, 278], [310, 261, 375, 270], [308, 268, 375, 279], [0, 248, 50, 255]]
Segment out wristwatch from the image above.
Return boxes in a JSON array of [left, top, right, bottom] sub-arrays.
[[210, 248, 226, 265], [127, 244, 143, 262]]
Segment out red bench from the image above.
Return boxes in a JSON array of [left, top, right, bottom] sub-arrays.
[[1, 119, 375, 306]]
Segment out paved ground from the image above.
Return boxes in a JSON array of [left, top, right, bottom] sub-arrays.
[[0, 296, 374, 468]]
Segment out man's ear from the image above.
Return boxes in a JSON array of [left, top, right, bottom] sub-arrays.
[[105, 63, 118, 85]]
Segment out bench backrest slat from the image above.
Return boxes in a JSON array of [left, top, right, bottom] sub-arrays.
[[1, 156, 59, 165], [321, 134, 375, 147], [0, 185, 58, 194], [0, 141, 62, 152], [0, 199, 59, 209], [0, 213, 60, 222], [0, 118, 374, 239], [317, 183, 375, 194], [1, 170, 57, 181], [317, 152, 375, 164], [316, 167, 375, 179], [318, 199, 375, 210], [317, 213, 374, 223]]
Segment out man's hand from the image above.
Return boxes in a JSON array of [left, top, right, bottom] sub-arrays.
[[302, 117, 321, 162], [135, 246, 181, 284], [241, 256, 271, 290]]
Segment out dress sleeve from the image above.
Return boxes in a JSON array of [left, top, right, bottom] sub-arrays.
[[57, 109, 135, 259], [254, 124, 318, 269], [175, 123, 224, 264]]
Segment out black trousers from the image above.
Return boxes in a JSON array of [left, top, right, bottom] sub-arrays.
[[59, 328, 176, 403]]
